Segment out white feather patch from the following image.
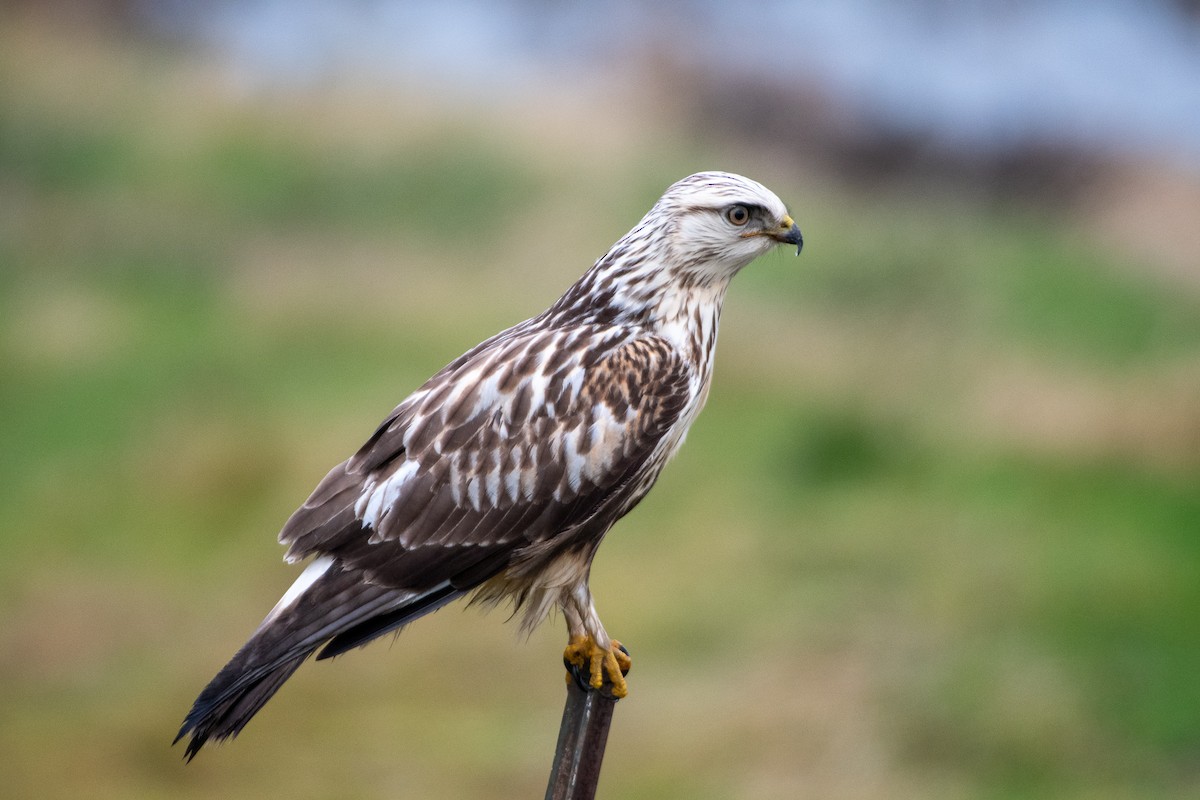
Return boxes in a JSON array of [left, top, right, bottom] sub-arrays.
[[262, 555, 334, 625], [561, 428, 584, 496], [466, 474, 483, 511], [355, 459, 420, 529], [473, 371, 503, 418], [504, 466, 521, 504], [484, 453, 502, 506], [561, 366, 585, 404], [526, 371, 549, 413], [519, 442, 539, 499], [586, 404, 622, 477]]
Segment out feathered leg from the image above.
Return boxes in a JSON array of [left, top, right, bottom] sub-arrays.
[[561, 582, 630, 697]]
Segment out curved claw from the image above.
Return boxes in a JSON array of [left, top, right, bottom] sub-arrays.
[[563, 636, 631, 698]]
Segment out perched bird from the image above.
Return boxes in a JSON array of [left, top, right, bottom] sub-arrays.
[[176, 171, 803, 759]]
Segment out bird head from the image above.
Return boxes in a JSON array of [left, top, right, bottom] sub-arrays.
[[548, 172, 802, 325], [651, 171, 803, 283]]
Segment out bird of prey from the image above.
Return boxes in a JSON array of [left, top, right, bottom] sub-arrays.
[[176, 171, 803, 759]]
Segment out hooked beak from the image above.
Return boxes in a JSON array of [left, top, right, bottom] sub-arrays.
[[772, 214, 804, 255]]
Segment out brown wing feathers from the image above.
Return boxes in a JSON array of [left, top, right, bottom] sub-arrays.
[[177, 328, 690, 756]]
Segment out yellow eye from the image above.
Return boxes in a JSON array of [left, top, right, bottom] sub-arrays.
[[725, 204, 750, 226]]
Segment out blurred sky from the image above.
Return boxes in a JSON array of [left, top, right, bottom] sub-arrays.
[[144, 0, 1200, 166]]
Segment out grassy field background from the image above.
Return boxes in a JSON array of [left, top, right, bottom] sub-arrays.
[[2, 17, 1199, 800]]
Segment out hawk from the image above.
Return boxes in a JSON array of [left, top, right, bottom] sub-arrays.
[[176, 171, 802, 759]]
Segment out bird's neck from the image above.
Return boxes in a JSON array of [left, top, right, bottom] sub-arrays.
[[644, 281, 727, 375], [546, 248, 731, 380]]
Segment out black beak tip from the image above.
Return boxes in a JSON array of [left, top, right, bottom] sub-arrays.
[[786, 223, 803, 255]]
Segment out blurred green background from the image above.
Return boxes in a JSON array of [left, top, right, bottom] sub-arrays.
[[2, 5, 1198, 799]]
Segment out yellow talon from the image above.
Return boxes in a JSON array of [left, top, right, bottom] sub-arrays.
[[563, 635, 631, 698]]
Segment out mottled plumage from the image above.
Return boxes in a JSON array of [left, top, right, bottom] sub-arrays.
[[176, 171, 802, 759]]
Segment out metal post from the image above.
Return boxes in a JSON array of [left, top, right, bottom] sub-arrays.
[[544, 645, 629, 800]]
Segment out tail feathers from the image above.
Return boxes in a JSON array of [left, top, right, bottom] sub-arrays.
[[175, 656, 306, 761], [318, 581, 464, 660], [175, 563, 423, 759]]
